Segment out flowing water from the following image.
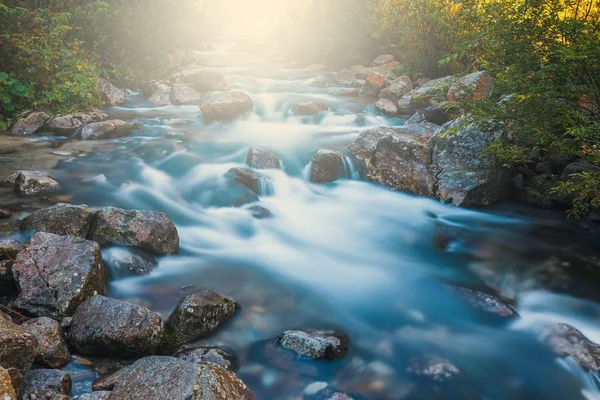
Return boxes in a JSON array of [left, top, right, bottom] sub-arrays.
[[5, 44, 600, 399]]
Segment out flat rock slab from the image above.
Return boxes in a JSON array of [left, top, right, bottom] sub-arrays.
[[70, 295, 163, 357], [93, 356, 254, 400], [21, 203, 96, 238], [12, 232, 106, 319], [162, 290, 238, 350], [277, 330, 349, 360], [88, 207, 179, 255], [22, 317, 70, 368], [0, 317, 38, 371]]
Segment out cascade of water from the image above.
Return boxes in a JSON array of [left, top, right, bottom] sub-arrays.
[[257, 176, 275, 196]]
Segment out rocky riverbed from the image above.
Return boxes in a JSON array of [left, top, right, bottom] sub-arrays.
[[2, 43, 600, 399]]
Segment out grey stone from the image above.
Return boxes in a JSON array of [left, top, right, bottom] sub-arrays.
[[200, 90, 253, 121], [11, 112, 50, 136], [0, 317, 38, 372], [246, 147, 281, 169], [98, 78, 126, 106], [80, 120, 141, 140], [277, 330, 349, 360], [21, 203, 96, 238], [309, 149, 346, 183], [22, 317, 70, 368]]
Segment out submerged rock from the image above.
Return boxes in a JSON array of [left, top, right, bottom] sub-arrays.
[[80, 120, 141, 140], [226, 167, 271, 195], [70, 295, 163, 357], [98, 78, 126, 106], [176, 347, 236, 370], [11, 112, 50, 136], [309, 149, 346, 183], [452, 287, 517, 318], [200, 90, 254, 121], [45, 108, 108, 135], [162, 290, 238, 350], [170, 83, 200, 105], [12, 232, 106, 319], [246, 147, 282, 169], [93, 356, 254, 400], [21, 203, 96, 238], [248, 205, 272, 219], [0, 317, 38, 371], [375, 98, 398, 117], [407, 355, 460, 382], [291, 102, 330, 116], [103, 247, 158, 277], [540, 323, 600, 372], [277, 330, 349, 360], [2, 170, 59, 197], [21, 369, 71, 400], [88, 207, 179, 255], [22, 317, 70, 368]]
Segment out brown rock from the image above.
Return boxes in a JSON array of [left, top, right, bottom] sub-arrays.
[[0, 317, 38, 372], [22, 317, 71, 368]]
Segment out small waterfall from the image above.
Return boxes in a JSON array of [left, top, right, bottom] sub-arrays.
[[302, 162, 313, 181], [257, 176, 275, 196], [342, 156, 360, 180]]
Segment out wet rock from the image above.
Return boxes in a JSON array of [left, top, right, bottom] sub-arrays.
[[308, 389, 355, 400], [369, 133, 435, 196], [21, 369, 71, 400], [148, 87, 172, 107], [452, 287, 517, 318], [226, 168, 271, 195], [291, 102, 330, 116], [309, 149, 346, 183], [2, 170, 59, 197], [162, 290, 238, 350], [141, 80, 171, 98], [540, 323, 600, 372], [103, 247, 158, 278], [246, 147, 282, 169], [88, 207, 179, 255], [335, 69, 357, 86], [0, 317, 38, 371], [0, 366, 17, 400], [372, 55, 395, 66], [176, 347, 236, 370], [200, 90, 253, 121], [277, 330, 349, 360], [45, 109, 108, 135], [21, 203, 96, 238], [248, 205, 272, 219], [447, 71, 493, 102], [379, 76, 413, 102], [327, 88, 359, 97], [70, 295, 163, 357], [374, 98, 398, 117], [77, 392, 111, 400], [22, 317, 70, 368], [170, 83, 200, 105], [428, 119, 509, 206], [359, 72, 386, 98], [94, 356, 254, 400], [6, 367, 22, 398], [98, 78, 126, 106], [349, 127, 404, 166], [423, 104, 450, 125], [12, 232, 106, 319], [10, 112, 50, 136], [179, 69, 229, 92], [349, 65, 370, 80], [407, 355, 460, 382], [80, 120, 141, 140]]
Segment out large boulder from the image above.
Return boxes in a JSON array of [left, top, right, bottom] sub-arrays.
[[170, 83, 200, 105], [369, 133, 435, 196], [21, 369, 71, 400], [379, 76, 413, 102], [12, 232, 106, 319], [246, 147, 282, 169], [200, 90, 253, 121], [45, 109, 108, 135], [0, 317, 38, 371], [148, 87, 172, 107], [21, 203, 96, 238], [539, 323, 600, 372], [428, 119, 509, 206], [10, 112, 50, 136], [291, 102, 330, 116], [88, 207, 179, 255], [226, 168, 272, 195], [98, 78, 126, 106], [92, 356, 254, 400], [80, 120, 141, 140], [359, 72, 386, 97], [22, 317, 70, 368], [2, 170, 59, 197], [309, 149, 346, 183], [162, 290, 238, 350], [69, 295, 163, 357], [178, 69, 228, 92], [374, 98, 398, 117], [276, 330, 349, 360], [447, 71, 493, 102], [372, 55, 395, 66]]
